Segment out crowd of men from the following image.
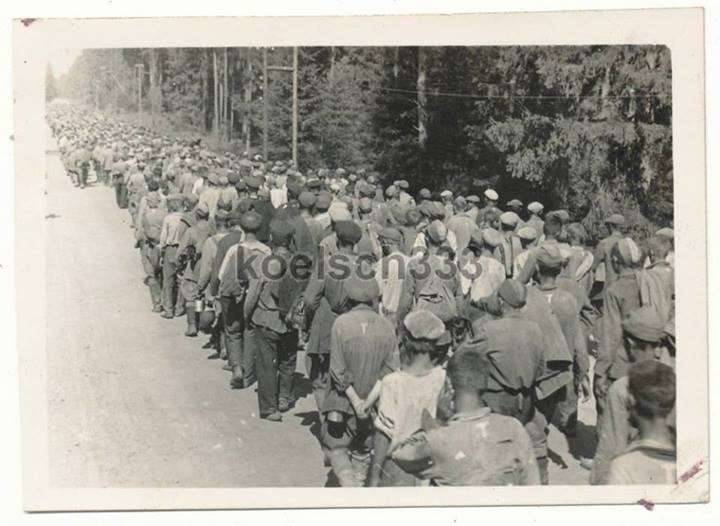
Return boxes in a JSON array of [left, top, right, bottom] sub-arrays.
[[48, 104, 677, 488]]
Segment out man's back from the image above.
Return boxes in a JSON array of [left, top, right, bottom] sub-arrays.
[[606, 439, 676, 485]]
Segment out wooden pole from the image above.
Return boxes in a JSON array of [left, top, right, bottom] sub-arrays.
[[263, 48, 269, 161], [224, 47, 229, 141], [213, 49, 219, 136], [292, 46, 298, 167], [136, 63, 143, 114]]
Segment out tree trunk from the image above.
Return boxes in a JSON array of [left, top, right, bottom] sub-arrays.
[[417, 46, 428, 149], [393, 47, 400, 81], [329, 46, 335, 81], [224, 47, 230, 141], [201, 50, 209, 131], [213, 49, 219, 136], [243, 49, 253, 154]]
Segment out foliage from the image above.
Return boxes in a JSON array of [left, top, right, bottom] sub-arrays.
[[55, 45, 673, 234]]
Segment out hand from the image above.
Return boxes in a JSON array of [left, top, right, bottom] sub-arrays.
[[580, 375, 592, 403], [353, 399, 368, 420], [593, 375, 609, 401]]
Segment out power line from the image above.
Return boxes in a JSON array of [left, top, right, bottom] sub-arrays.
[[378, 86, 669, 101]]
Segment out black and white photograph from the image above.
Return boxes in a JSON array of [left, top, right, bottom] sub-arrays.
[[9, 8, 708, 511]]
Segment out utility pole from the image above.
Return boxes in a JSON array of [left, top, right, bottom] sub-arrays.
[[292, 46, 298, 167], [263, 48, 298, 165], [135, 63, 144, 114]]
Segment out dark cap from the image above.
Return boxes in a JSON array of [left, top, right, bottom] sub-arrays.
[[315, 192, 332, 211], [497, 279, 527, 308], [379, 227, 403, 243], [298, 191, 317, 208], [246, 175, 263, 190], [335, 220, 362, 245], [269, 219, 295, 245], [240, 211, 263, 233]]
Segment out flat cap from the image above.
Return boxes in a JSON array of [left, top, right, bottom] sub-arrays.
[[195, 201, 210, 219], [385, 185, 399, 198], [527, 201, 544, 213], [298, 191, 317, 208], [329, 204, 352, 222], [426, 220, 448, 244], [517, 226, 538, 241], [622, 307, 666, 343], [535, 243, 565, 269], [506, 199, 523, 208], [454, 196, 467, 210], [500, 211, 520, 227], [335, 220, 362, 245], [269, 219, 295, 244], [286, 181, 303, 198], [481, 228, 502, 248], [551, 209, 571, 224], [605, 213, 626, 226], [379, 227, 403, 243], [404, 208, 421, 226], [497, 279, 527, 308], [484, 189, 499, 201], [345, 273, 380, 304], [358, 183, 376, 198], [227, 171, 240, 184], [217, 175, 229, 186], [245, 175, 263, 189], [419, 188, 432, 200], [240, 211, 263, 232], [466, 195, 481, 204], [315, 192, 332, 211], [396, 180, 409, 190], [306, 178, 322, 189], [440, 190, 453, 198], [403, 310, 446, 341]]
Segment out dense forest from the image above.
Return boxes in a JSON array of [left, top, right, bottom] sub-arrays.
[[51, 46, 673, 236]]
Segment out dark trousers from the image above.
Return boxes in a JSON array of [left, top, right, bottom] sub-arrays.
[[141, 242, 162, 308], [114, 179, 128, 208], [253, 327, 298, 416], [305, 353, 330, 413], [220, 296, 256, 385], [78, 164, 88, 187]]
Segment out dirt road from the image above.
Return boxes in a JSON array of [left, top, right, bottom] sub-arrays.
[[45, 128, 595, 488]]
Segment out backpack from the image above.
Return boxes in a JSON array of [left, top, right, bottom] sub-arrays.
[[414, 264, 458, 322]]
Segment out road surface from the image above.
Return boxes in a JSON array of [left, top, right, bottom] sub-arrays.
[[45, 127, 596, 487]]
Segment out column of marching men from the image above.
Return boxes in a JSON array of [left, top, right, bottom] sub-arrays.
[[48, 104, 678, 487]]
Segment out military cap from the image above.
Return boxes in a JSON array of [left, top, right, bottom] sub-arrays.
[[397, 180, 410, 190], [528, 201, 545, 214], [315, 192, 333, 211], [500, 211, 520, 227], [195, 201, 210, 219], [426, 220, 448, 245], [270, 219, 295, 244], [517, 226, 538, 242], [184, 193, 199, 209], [418, 188, 432, 200], [497, 279, 527, 308], [246, 175, 263, 189], [329, 205, 352, 223], [286, 181, 303, 198], [552, 209, 571, 224], [240, 211, 263, 232], [298, 191, 317, 208], [535, 243, 565, 269], [335, 220, 362, 245], [453, 196, 467, 209], [385, 185, 399, 198], [429, 201, 447, 220], [227, 171, 240, 184], [484, 189, 499, 201], [605, 213, 626, 226], [466, 195, 481, 204], [358, 197, 373, 213], [506, 198, 523, 208], [481, 228, 502, 248], [306, 178, 322, 190], [622, 307, 666, 343], [404, 208, 421, 226], [656, 227, 674, 239], [440, 190, 453, 198], [403, 310, 446, 341], [379, 227, 403, 243], [345, 272, 380, 304]]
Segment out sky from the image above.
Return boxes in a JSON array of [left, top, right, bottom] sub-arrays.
[[47, 49, 83, 77]]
